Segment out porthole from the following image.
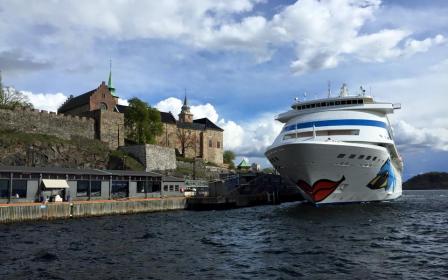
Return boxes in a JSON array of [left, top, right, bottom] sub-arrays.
[[337, 154, 346, 158], [366, 156, 371, 160], [358, 155, 364, 159], [372, 156, 377, 161], [349, 154, 356, 159]]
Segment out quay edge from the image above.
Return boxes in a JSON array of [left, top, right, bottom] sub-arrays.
[[0, 197, 187, 223]]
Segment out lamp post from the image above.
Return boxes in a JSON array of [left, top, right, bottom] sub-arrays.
[[122, 155, 127, 170]]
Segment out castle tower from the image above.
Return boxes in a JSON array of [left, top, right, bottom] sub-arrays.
[[178, 94, 193, 123]]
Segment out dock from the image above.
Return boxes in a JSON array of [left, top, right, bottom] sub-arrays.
[[0, 197, 186, 223]]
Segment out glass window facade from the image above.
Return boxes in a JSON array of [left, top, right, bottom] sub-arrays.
[[12, 180, 27, 198], [0, 179, 10, 198]]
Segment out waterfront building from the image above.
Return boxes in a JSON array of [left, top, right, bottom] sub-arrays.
[[0, 166, 167, 203], [162, 176, 186, 196], [237, 159, 250, 171]]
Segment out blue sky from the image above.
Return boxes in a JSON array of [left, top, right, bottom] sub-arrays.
[[0, 0, 447, 179]]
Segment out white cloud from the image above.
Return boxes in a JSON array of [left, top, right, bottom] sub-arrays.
[[117, 98, 129, 106], [219, 113, 283, 157], [366, 58, 448, 153], [155, 97, 219, 123], [155, 97, 183, 117], [393, 120, 448, 152], [0, 0, 444, 74], [190, 104, 219, 123], [21, 91, 68, 112]]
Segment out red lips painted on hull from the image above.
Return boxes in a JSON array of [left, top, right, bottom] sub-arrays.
[[297, 176, 345, 202]]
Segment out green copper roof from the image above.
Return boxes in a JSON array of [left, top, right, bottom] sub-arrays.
[[237, 158, 250, 168], [108, 60, 117, 97]]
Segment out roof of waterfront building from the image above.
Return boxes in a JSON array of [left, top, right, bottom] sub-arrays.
[[0, 166, 162, 178], [162, 176, 185, 182], [237, 159, 250, 168]]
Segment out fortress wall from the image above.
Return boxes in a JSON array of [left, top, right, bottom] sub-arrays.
[[0, 107, 95, 140]]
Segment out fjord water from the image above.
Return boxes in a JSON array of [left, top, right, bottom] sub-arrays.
[[1, 191, 447, 280]]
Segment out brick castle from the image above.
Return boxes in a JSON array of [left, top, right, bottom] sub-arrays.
[[55, 69, 224, 165]]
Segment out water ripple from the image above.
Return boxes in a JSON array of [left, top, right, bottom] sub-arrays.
[[0, 190, 448, 279]]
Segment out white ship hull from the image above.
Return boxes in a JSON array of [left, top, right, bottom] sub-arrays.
[[266, 141, 402, 205]]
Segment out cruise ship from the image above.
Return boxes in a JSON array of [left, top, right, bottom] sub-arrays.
[[265, 84, 403, 205]]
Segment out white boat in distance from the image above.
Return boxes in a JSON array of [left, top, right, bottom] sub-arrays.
[[265, 84, 403, 205]]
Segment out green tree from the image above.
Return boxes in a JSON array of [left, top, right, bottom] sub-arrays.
[[0, 71, 33, 109], [223, 150, 236, 169], [124, 98, 163, 144], [262, 167, 275, 174]]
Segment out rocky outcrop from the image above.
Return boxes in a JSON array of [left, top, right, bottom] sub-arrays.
[[0, 130, 110, 168]]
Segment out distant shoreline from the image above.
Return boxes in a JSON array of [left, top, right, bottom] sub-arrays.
[[403, 188, 448, 191], [403, 172, 448, 190]]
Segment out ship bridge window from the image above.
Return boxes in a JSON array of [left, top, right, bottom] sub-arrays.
[[321, 102, 327, 107], [366, 156, 371, 160], [283, 133, 297, 140], [357, 99, 364, 104], [306, 104, 311, 109], [347, 100, 352, 104], [349, 154, 356, 159], [358, 155, 365, 159], [311, 104, 315, 108], [335, 101, 340, 105], [329, 102, 335, 106], [337, 154, 346, 158], [372, 156, 377, 161], [341, 100, 347, 105], [316, 129, 360, 136]]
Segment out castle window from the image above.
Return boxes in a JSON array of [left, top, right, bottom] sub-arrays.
[[99, 102, 108, 111], [209, 139, 213, 148], [102, 93, 106, 98], [217, 141, 221, 148]]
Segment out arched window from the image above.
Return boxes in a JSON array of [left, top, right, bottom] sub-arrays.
[[99, 102, 108, 111]]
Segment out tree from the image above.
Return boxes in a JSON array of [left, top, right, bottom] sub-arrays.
[[0, 71, 33, 109], [124, 98, 163, 144], [262, 167, 275, 174], [176, 127, 197, 157], [223, 150, 236, 169]]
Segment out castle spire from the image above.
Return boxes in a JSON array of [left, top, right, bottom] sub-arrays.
[[108, 59, 117, 97], [179, 88, 193, 123]]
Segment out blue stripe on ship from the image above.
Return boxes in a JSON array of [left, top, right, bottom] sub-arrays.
[[284, 119, 387, 131]]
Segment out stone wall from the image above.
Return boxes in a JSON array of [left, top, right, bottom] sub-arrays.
[[202, 129, 224, 165], [95, 110, 124, 149], [156, 122, 224, 165], [0, 107, 95, 140], [121, 144, 176, 171]]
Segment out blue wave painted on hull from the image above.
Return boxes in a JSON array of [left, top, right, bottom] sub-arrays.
[[284, 119, 388, 131], [367, 159, 396, 193]]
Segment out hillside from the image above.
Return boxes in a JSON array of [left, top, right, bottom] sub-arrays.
[[0, 129, 143, 170], [403, 172, 448, 190]]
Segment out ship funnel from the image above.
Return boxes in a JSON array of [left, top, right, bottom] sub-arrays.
[[340, 83, 349, 97]]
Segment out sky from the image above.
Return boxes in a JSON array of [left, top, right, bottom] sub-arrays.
[[0, 0, 447, 179]]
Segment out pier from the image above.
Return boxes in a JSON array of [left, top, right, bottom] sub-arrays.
[[0, 197, 186, 223]]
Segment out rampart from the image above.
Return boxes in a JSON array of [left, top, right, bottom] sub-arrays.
[[121, 144, 176, 171], [0, 107, 95, 140]]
